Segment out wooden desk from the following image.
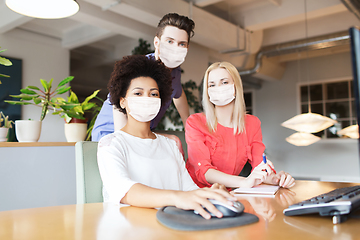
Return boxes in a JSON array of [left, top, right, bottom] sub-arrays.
[[1, 181, 359, 240]]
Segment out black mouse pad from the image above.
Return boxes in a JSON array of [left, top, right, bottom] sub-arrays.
[[156, 206, 259, 231]]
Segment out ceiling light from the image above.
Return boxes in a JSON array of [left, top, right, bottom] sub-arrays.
[[281, 0, 337, 146], [6, 0, 79, 19], [285, 132, 321, 146], [338, 124, 359, 139], [281, 112, 337, 133]]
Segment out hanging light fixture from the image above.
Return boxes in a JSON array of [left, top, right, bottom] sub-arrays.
[[282, 0, 337, 146], [286, 132, 321, 146], [338, 124, 359, 139], [5, 0, 79, 19], [282, 112, 337, 133]]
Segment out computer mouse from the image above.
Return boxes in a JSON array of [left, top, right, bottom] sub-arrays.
[[194, 199, 244, 218]]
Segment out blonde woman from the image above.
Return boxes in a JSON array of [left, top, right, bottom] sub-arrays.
[[185, 62, 295, 189]]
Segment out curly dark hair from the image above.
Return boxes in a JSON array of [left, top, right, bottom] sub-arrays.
[[156, 13, 195, 43], [108, 55, 173, 114]]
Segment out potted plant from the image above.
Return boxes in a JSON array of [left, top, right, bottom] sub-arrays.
[[5, 76, 74, 142], [0, 111, 14, 142], [54, 89, 100, 142]]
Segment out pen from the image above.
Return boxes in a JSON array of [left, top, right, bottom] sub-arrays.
[[262, 153, 277, 174]]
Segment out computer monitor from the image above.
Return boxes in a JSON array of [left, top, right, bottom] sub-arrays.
[[349, 27, 360, 148]]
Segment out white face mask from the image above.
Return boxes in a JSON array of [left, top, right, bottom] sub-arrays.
[[126, 97, 161, 122], [208, 84, 235, 106], [158, 43, 188, 68]]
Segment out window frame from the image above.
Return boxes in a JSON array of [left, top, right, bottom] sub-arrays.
[[297, 76, 357, 141]]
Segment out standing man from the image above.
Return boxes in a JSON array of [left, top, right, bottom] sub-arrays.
[[92, 13, 195, 142]]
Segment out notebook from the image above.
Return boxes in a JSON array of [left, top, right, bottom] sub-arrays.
[[233, 184, 280, 196]]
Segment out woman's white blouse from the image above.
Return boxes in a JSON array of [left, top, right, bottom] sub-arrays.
[[97, 131, 198, 203]]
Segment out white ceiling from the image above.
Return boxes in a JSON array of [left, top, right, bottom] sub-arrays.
[[1, 0, 359, 93]]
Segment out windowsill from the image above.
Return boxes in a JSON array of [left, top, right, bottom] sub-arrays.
[[0, 142, 76, 147]]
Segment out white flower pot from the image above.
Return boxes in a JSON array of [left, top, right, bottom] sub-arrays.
[[15, 120, 42, 142], [0, 128, 9, 142], [64, 123, 87, 142]]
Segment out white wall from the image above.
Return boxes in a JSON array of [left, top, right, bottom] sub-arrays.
[[256, 52, 360, 182], [0, 29, 70, 142]]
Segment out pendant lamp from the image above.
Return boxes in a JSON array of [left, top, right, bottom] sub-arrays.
[[281, 112, 337, 133], [6, 0, 79, 19], [285, 132, 321, 146], [338, 125, 359, 139], [282, 0, 337, 146]]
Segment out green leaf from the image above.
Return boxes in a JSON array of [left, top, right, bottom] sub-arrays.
[[58, 76, 74, 87], [64, 115, 72, 123], [21, 95, 36, 101], [82, 102, 96, 111], [9, 94, 37, 101], [56, 86, 71, 94], [4, 100, 32, 105], [56, 97, 66, 102], [0, 73, 10, 78], [83, 90, 100, 105], [60, 103, 78, 110], [40, 79, 48, 92], [27, 86, 40, 90], [0, 56, 12, 66], [68, 91, 79, 103], [73, 105, 84, 114], [33, 98, 42, 105], [8, 94, 23, 98], [48, 78, 53, 90], [66, 112, 85, 119], [20, 89, 37, 95]]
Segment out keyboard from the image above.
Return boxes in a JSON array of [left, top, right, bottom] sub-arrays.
[[283, 185, 360, 222]]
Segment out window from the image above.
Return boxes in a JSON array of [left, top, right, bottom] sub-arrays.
[[244, 91, 253, 115], [300, 79, 356, 138]]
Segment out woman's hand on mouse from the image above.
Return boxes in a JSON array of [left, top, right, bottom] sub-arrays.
[[172, 187, 237, 219], [210, 182, 229, 191]]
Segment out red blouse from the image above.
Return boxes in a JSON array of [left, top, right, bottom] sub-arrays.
[[185, 113, 265, 188]]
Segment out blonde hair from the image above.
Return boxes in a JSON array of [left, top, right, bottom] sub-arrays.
[[202, 62, 246, 134]]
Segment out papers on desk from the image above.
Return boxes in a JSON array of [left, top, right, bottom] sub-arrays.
[[233, 184, 280, 197]]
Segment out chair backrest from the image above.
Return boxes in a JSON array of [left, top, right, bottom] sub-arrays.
[[75, 141, 103, 204]]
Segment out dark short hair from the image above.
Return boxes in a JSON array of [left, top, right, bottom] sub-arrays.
[[156, 13, 195, 43], [108, 55, 173, 114]]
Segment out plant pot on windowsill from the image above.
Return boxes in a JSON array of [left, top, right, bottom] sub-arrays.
[[0, 111, 14, 142], [0, 128, 9, 142], [64, 118, 88, 142], [15, 120, 42, 142], [54, 89, 100, 142], [4, 77, 75, 142]]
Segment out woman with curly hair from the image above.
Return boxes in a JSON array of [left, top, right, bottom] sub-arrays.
[[97, 55, 236, 219]]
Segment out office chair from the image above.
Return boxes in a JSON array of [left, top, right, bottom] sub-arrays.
[[75, 141, 103, 204]]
